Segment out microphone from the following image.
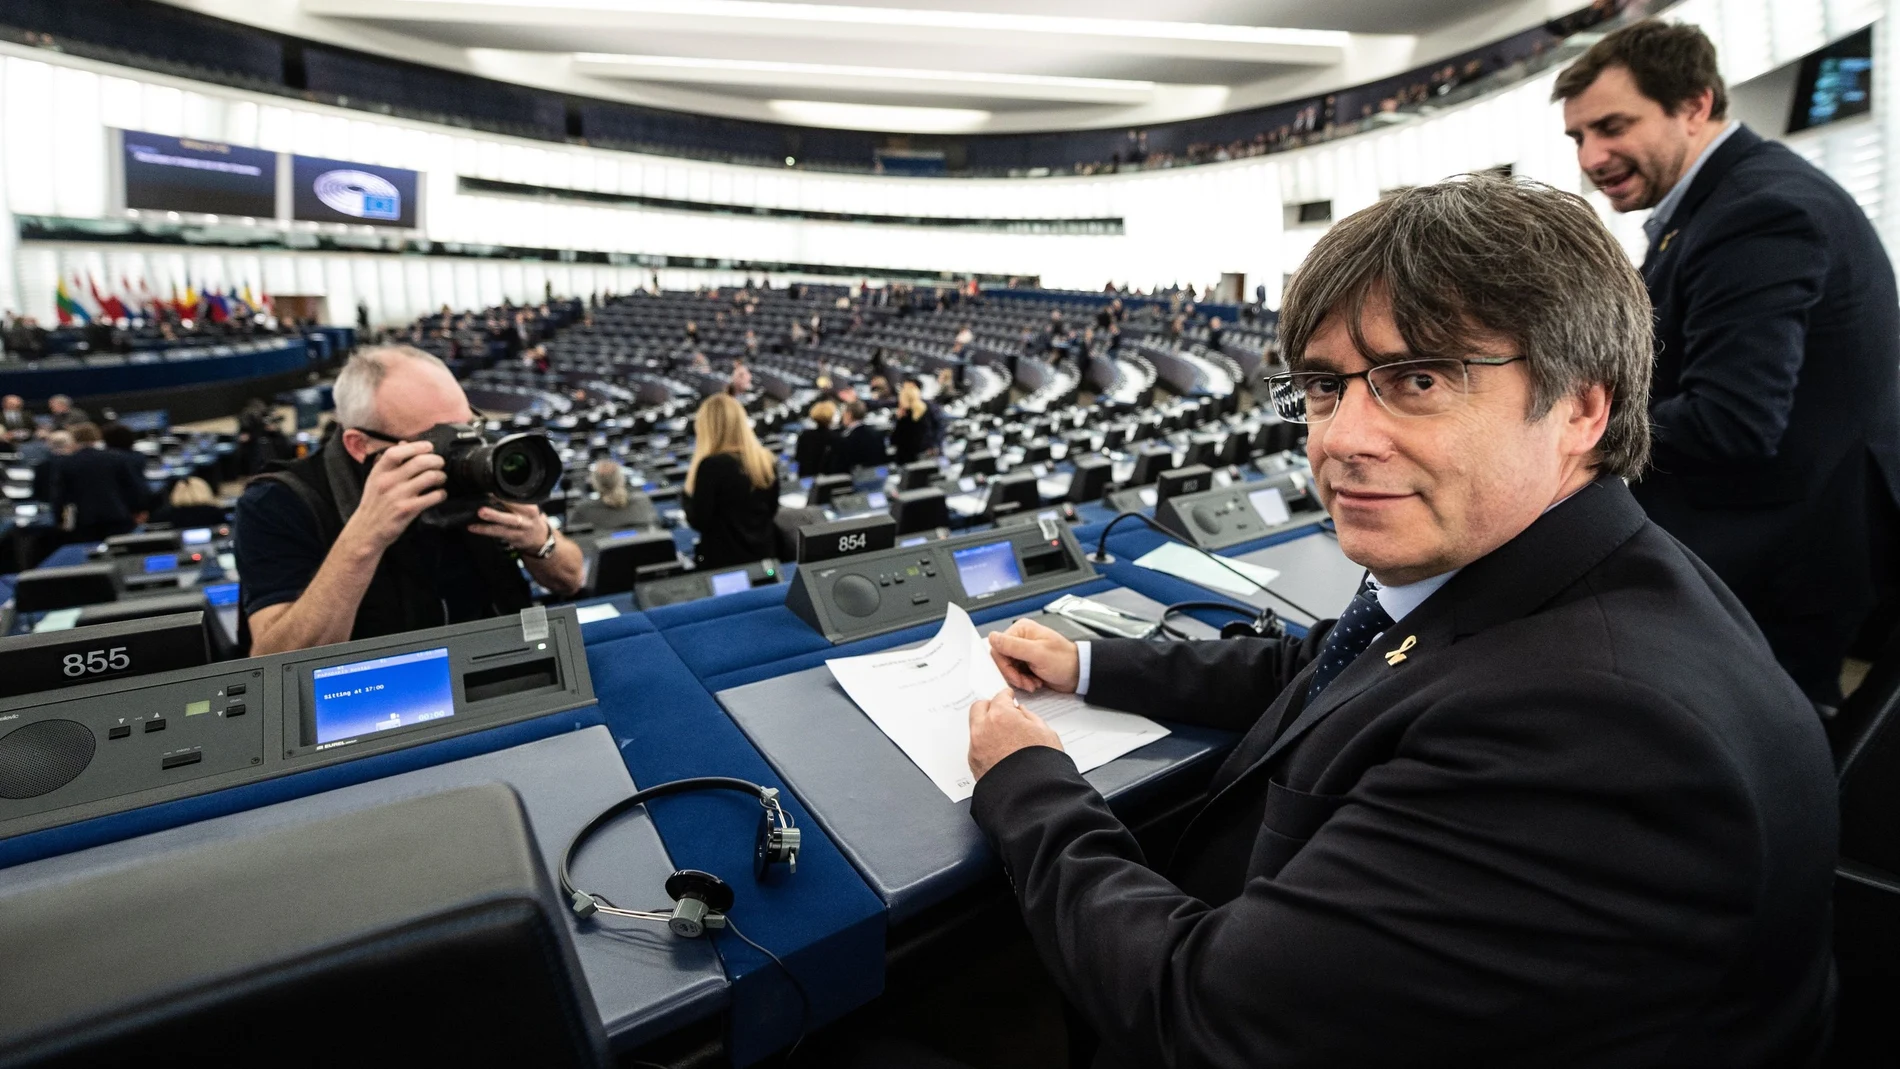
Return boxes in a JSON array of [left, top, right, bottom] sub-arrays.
[[1090, 508, 1320, 622]]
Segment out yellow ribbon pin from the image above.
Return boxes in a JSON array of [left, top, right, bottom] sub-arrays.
[[1385, 635, 1417, 666], [1659, 229, 1678, 253]]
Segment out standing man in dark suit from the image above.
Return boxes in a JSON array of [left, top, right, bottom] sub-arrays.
[[966, 178, 1836, 1066], [1558, 20, 1900, 710], [49, 422, 149, 544]]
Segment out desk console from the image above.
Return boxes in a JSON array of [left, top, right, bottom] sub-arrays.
[[787, 522, 1097, 644], [1155, 470, 1327, 550], [0, 608, 594, 840]]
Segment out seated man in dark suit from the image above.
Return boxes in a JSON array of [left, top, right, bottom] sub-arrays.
[[824, 401, 888, 475], [968, 177, 1836, 1066], [1558, 21, 1900, 711]]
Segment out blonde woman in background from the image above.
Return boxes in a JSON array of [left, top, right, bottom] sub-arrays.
[[795, 399, 837, 477], [889, 381, 941, 465], [567, 459, 655, 532], [683, 393, 780, 568]]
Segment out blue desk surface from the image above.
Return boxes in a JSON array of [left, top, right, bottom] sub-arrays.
[[0, 340, 311, 402], [716, 586, 1235, 924], [583, 630, 884, 1065]]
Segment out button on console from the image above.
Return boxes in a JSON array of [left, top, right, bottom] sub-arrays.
[[144, 718, 167, 733]]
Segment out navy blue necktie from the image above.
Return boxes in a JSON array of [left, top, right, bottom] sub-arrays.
[[1306, 587, 1394, 703]]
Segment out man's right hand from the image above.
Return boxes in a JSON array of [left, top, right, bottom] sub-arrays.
[[987, 619, 1081, 693], [341, 440, 446, 553]]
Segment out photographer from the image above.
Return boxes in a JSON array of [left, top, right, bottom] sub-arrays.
[[235, 345, 583, 656]]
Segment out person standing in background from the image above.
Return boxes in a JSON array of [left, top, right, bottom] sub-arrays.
[[889, 381, 939, 465], [49, 423, 148, 544], [682, 394, 780, 569], [1558, 20, 1900, 714], [794, 400, 837, 478]]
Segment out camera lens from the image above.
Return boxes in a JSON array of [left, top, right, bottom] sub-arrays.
[[487, 433, 560, 501]]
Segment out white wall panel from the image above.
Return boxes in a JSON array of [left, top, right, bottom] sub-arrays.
[[51, 67, 105, 219], [1, 8, 1893, 317]]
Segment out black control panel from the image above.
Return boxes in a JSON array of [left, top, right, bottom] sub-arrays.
[[635, 558, 782, 609], [1155, 469, 1327, 550], [786, 521, 1097, 644], [0, 608, 595, 840]]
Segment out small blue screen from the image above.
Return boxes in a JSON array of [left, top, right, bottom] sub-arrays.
[[143, 554, 178, 573], [709, 570, 751, 597], [952, 541, 1024, 598], [311, 647, 455, 745], [181, 527, 213, 546], [202, 582, 240, 607], [899, 536, 928, 547], [866, 491, 889, 509]]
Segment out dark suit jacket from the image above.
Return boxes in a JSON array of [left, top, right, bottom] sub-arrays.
[[793, 423, 835, 477], [971, 477, 1836, 1068], [825, 424, 888, 475], [50, 447, 148, 528], [683, 452, 779, 569], [1636, 125, 1900, 631]]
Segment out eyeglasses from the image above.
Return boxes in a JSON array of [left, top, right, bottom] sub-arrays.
[[1265, 356, 1526, 424]]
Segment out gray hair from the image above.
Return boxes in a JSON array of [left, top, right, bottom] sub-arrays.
[[332, 345, 451, 430], [1278, 174, 1653, 479], [590, 459, 630, 509]]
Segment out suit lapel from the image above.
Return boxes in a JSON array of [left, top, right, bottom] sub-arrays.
[[1642, 125, 1762, 286], [1190, 476, 1651, 820]]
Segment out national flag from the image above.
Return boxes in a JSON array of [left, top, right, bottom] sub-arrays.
[[90, 275, 128, 321], [227, 287, 250, 317], [182, 276, 201, 317], [54, 278, 90, 325], [206, 291, 229, 323]]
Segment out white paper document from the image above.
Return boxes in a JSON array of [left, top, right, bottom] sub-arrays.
[[826, 604, 1171, 802], [1134, 541, 1280, 597]]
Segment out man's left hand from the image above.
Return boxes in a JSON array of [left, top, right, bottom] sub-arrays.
[[470, 501, 551, 553], [969, 687, 1063, 781]]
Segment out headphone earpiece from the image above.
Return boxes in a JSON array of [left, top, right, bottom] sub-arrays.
[[559, 776, 800, 938], [755, 803, 803, 879], [663, 870, 735, 938]]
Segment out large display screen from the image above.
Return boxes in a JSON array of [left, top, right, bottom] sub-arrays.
[[1789, 27, 1873, 134], [121, 131, 278, 217], [311, 647, 455, 745], [291, 155, 420, 227], [952, 541, 1025, 598]]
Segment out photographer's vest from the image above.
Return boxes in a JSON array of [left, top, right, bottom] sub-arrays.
[[239, 437, 533, 649]]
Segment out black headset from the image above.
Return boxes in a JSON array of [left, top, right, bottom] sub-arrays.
[[559, 775, 801, 937], [1158, 599, 1287, 641]]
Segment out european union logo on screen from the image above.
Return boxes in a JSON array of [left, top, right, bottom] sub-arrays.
[[311, 647, 455, 747], [314, 168, 401, 221]]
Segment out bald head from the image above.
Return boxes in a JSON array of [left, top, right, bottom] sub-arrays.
[[332, 345, 474, 462]]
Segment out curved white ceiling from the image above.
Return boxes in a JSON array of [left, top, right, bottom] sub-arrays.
[[157, 0, 1590, 133]]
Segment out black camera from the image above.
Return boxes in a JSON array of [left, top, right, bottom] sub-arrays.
[[412, 422, 562, 527]]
